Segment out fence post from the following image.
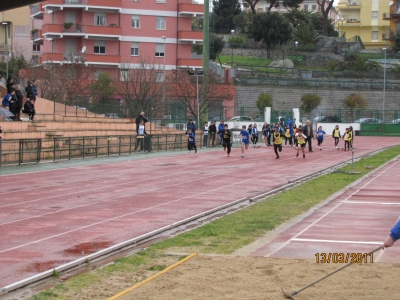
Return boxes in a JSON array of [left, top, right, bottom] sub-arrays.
[[157, 134, 160, 152], [82, 137, 85, 158], [38, 139, 42, 163], [19, 139, 23, 165], [64, 103, 67, 116], [165, 134, 167, 151], [68, 137, 71, 160], [95, 136, 98, 157], [107, 137, 110, 156], [53, 138, 56, 161], [118, 135, 121, 156], [129, 135, 132, 154]]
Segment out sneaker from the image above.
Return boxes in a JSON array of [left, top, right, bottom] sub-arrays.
[[195, 148, 197, 153], [241, 154, 245, 158], [303, 154, 305, 158], [296, 153, 299, 157], [320, 148, 322, 150], [275, 156, 279, 159], [228, 153, 230, 157], [224, 147, 226, 151]]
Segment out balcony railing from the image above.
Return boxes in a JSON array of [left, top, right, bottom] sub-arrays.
[[383, 13, 390, 20], [178, 3, 204, 16], [85, 54, 121, 65], [178, 31, 203, 43], [32, 30, 44, 44], [177, 58, 202, 68], [31, 3, 44, 19], [382, 34, 390, 40], [40, 52, 121, 65], [42, 24, 121, 39], [347, 1, 361, 6], [43, 0, 121, 10]]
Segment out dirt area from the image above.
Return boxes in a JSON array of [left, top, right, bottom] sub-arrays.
[[112, 255, 400, 300]]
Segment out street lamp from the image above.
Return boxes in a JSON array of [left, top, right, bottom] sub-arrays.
[[2, 22, 10, 80], [230, 29, 235, 66], [161, 36, 166, 117], [382, 47, 387, 123], [340, 18, 344, 50], [188, 69, 204, 128]]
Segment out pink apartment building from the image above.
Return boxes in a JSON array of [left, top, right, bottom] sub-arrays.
[[30, 0, 204, 77]]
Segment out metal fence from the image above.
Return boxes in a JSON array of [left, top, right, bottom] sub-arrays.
[[0, 133, 222, 167], [54, 101, 126, 118]]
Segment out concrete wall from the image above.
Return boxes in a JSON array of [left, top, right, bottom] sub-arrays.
[[234, 85, 400, 115]]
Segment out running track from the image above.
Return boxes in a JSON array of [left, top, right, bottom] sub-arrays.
[[0, 136, 399, 287]]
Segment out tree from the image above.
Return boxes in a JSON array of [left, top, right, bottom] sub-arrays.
[[233, 11, 251, 33], [344, 54, 381, 76], [317, 0, 334, 36], [265, 0, 303, 11], [391, 31, 400, 53], [284, 8, 313, 28], [89, 72, 115, 104], [300, 94, 321, 114], [210, 33, 226, 61], [115, 57, 164, 118], [166, 70, 234, 124], [343, 93, 368, 121], [242, 0, 261, 14], [212, 0, 242, 33], [293, 24, 323, 46], [256, 92, 273, 115], [248, 12, 292, 58], [323, 60, 343, 77]]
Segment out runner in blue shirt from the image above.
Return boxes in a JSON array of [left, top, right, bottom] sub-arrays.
[[240, 125, 250, 158], [315, 126, 326, 151]]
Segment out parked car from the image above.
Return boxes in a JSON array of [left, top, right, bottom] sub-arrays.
[[229, 116, 254, 122], [313, 116, 344, 123], [353, 118, 382, 124], [390, 119, 400, 124]]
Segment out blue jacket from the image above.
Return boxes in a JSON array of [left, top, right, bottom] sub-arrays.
[[187, 122, 196, 133], [218, 124, 225, 136], [188, 132, 196, 143], [390, 220, 400, 241], [2, 94, 12, 107]]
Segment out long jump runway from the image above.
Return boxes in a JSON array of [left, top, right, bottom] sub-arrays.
[[251, 148, 400, 262], [0, 136, 399, 288]]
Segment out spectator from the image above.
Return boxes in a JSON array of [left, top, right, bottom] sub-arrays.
[[203, 122, 209, 148], [32, 79, 38, 101], [187, 118, 196, 135], [135, 111, 148, 132], [6, 78, 14, 93], [2, 90, 15, 109], [23, 99, 35, 121], [217, 120, 224, 146], [14, 85, 23, 121], [208, 121, 217, 147], [303, 120, 314, 152], [25, 81, 35, 102], [135, 119, 147, 151]]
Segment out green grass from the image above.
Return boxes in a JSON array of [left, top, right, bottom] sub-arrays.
[[29, 146, 400, 299]]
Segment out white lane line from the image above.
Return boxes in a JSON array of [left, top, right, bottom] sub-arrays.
[[291, 238, 381, 245], [342, 200, 400, 205], [264, 159, 400, 257]]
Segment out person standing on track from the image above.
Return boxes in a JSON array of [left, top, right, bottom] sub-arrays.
[[332, 125, 341, 150], [273, 128, 283, 159], [222, 124, 232, 157], [217, 121, 225, 146], [315, 126, 326, 150], [349, 125, 354, 149], [136, 112, 148, 133], [342, 128, 352, 151], [252, 123, 259, 148], [203, 122, 209, 148], [295, 128, 307, 158], [208, 121, 216, 147], [303, 120, 314, 152], [262, 122, 268, 147], [240, 125, 250, 158], [187, 118, 197, 136]]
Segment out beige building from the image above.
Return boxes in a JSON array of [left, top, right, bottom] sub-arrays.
[[337, 0, 390, 49], [0, 6, 40, 58]]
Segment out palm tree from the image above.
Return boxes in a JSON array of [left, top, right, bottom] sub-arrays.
[[323, 60, 343, 76], [345, 56, 381, 72], [293, 25, 323, 46]]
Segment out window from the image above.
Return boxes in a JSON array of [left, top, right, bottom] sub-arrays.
[[156, 16, 166, 30], [155, 43, 165, 57], [132, 15, 140, 28], [312, 4, 316, 10], [156, 72, 165, 82], [95, 13, 106, 26], [120, 69, 130, 81], [33, 44, 41, 52], [304, 4, 308, 10], [372, 11, 378, 19], [131, 42, 139, 56], [372, 31, 378, 40], [94, 40, 106, 54], [372, 0, 379, 2]]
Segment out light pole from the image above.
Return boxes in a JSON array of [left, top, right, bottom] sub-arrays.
[[382, 47, 387, 123], [161, 36, 166, 117], [295, 41, 298, 57], [230, 29, 234, 66], [340, 18, 344, 50], [188, 69, 204, 128], [2, 22, 9, 80]]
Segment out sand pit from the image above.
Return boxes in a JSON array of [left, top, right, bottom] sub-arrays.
[[116, 256, 400, 300]]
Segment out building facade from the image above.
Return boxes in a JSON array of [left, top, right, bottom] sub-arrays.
[[337, 0, 390, 49], [390, 0, 400, 36], [30, 0, 204, 77]]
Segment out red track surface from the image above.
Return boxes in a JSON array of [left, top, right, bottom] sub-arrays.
[[251, 157, 400, 262], [1, 136, 399, 287]]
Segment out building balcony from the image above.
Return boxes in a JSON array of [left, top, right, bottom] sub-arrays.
[[382, 33, 390, 40], [390, 5, 400, 16], [40, 52, 121, 66], [43, 0, 121, 13], [178, 3, 204, 17], [177, 58, 202, 68], [383, 13, 390, 20], [31, 30, 44, 44], [30, 3, 44, 19], [42, 24, 121, 40], [178, 31, 203, 44], [344, 19, 361, 26]]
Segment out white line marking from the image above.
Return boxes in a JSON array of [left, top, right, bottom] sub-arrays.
[[342, 200, 400, 205], [264, 160, 400, 257], [291, 238, 381, 245]]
